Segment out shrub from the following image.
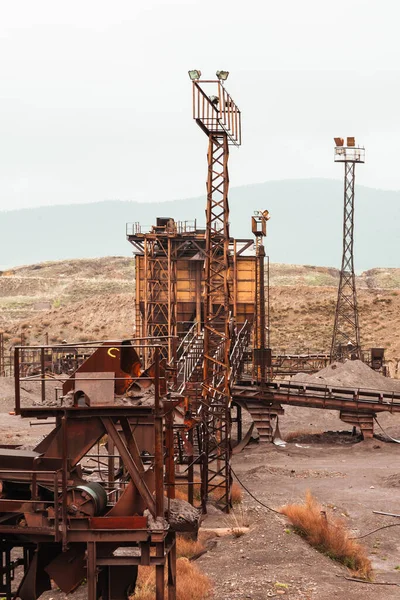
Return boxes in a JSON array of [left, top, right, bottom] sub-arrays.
[[132, 557, 212, 600], [280, 491, 372, 579]]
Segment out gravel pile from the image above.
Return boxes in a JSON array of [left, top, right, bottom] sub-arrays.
[[291, 359, 400, 392]]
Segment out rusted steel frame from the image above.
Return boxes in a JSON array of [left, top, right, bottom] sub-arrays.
[[256, 243, 267, 383], [154, 350, 164, 518], [187, 428, 194, 505], [195, 266, 202, 334], [233, 239, 238, 322], [232, 385, 400, 413], [232, 239, 253, 256], [202, 132, 232, 512], [14, 347, 20, 415], [168, 237, 178, 365], [156, 541, 165, 600], [54, 470, 60, 541], [0, 499, 47, 513], [144, 238, 149, 363], [86, 541, 97, 600], [134, 256, 143, 337], [176, 431, 183, 464], [61, 414, 68, 551], [119, 417, 145, 475], [257, 392, 380, 414], [101, 417, 156, 517], [31, 456, 40, 515], [128, 239, 145, 254], [107, 437, 115, 504], [40, 347, 46, 403], [144, 236, 170, 364], [0, 525, 55, 537], [95, 554, 171, 567], [267, 255, 271, 350], [193, 80, 241, 146], [331, 160, 360, 361], [189, 240, 207, 258], [167, 534, 177, 600], [164, 401, 175, 501], [253, 240, 259, 357], [67, 530, 151, 543]]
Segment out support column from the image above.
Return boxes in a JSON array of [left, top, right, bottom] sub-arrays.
[[202, 133, 232, 513]]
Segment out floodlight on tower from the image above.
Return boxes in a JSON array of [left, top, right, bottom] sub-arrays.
[[216, 70, 229, 82], [188, 70, 202, 81]]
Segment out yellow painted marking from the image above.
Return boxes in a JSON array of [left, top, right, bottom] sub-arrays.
[[107, 347, 120, 358]]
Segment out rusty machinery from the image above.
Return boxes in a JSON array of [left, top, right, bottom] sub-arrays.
[[127, 72, 254, 509], [0, 341, 187, 600], [190, 69, 241, 513], [331, 137, 365, 362], [127, 219, 206, 366]]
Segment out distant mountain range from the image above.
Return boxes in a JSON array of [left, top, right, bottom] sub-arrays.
[[1, 178, 399, 270]]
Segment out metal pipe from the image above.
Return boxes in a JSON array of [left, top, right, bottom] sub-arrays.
[[14, 347, 20, 415]]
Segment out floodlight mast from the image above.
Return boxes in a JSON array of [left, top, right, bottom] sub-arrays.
[[252, 211, 270, 384], [191, 73, 241, 513], [331, 137, 365, 362]]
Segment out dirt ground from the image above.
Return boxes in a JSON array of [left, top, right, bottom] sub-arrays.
[[197, 405, 400, 599], [1, 399, 400, 599]]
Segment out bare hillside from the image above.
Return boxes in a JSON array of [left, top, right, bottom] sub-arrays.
[[0, 257, 399, 375]]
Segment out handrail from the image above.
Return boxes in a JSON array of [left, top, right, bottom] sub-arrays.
[[233, 379, 400, 408], [175, 322, 198, 358]]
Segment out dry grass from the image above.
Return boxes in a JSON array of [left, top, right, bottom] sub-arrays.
[[173, 478, 242, 506], [224, 505, 252, 538], [176, 535, 205, 559], [280, 491, 372, 579], [131, 557, 212, 600], [2, 258, 400, 370], [231, 481, 243, 504]]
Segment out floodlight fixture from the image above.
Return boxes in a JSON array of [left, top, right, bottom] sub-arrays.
[[188, 70, 201, 81], [209, 95, 219, 106], [216, 70, 229, 82]]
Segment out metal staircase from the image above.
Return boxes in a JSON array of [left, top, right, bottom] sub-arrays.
[[175, 322, 204, 395]]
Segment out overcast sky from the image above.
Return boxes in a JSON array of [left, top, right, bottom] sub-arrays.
[[0, 0, 399, 210]]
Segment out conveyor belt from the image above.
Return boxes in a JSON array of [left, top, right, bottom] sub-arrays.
[[233, 379, 400, 413]]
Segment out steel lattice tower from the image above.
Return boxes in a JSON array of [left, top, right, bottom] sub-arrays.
[[331, 137, 365, 362], [191, 71, 241, 512]]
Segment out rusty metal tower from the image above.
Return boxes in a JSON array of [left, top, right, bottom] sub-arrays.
[[252, 210, 271, 383], [331, 137, 365, 362], [190, 69, 241, 512]]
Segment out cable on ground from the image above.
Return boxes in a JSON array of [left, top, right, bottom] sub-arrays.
[[230, 465, 281, 514], [350, 522, 400, 540]]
